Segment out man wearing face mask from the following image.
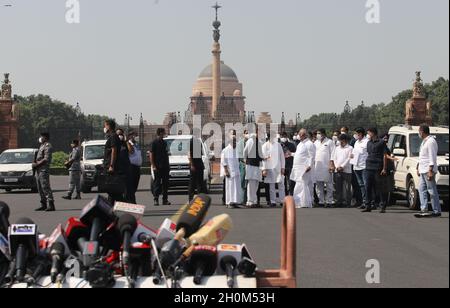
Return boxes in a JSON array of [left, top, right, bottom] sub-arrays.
[[314, 129, 335, 208], [103, 119, 125, 204], [362, 128, 389, 213], [244, 126, 264, 208], [150, 128, 171, 206], [351, 128, 369, 209], [262, 133, 286, 207], [416, 125, 441, 217], [33, 132, 55, 212], [237, 130, 249, 204], [280, 132, 296, 196], [62, 139, 82, 200], [221, 130, 243, 208], [291, 129, 315, 208]]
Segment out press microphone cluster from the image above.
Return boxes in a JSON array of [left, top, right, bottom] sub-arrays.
[[0, 194, 259, 288]]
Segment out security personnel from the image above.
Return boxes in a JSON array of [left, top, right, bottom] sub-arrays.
[[33, 132, 55, 212], [63, 139, 82, 200], [188, 129, 206, 202]]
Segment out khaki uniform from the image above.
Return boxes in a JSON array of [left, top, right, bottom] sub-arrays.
[[36, 142, 54, 204]]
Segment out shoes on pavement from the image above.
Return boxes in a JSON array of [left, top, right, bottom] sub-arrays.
[[62, 195, 72, 200], [46, 202, 56, 212], [163, 200, 171, 206], [361, 208, 372, 213], [74, 194, 81, 200], [35, 203, 47, 211], [154, 199, 160, 206], [358, 205, 366, 210], [431, 213, 442, 218], [380, 208, 386, 213]]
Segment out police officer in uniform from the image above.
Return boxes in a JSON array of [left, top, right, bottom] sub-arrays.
[[63, 139, 82, 200], [33, 132, 55, 212]]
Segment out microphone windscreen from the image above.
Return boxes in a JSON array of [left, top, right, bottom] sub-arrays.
[[177, 194, 211, 237], [50, 242, 65, 256], [188, 245, 217, 275], [0, 202, 10, 219], [220, 255, 237, 271], [118, 214, 138, 236], [15, 217, 35, 225]]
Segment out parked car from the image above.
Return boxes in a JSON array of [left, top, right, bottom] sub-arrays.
[[150, 135, 213, 193], [80, 140, 106, 193], [0, 148, 38, 192], [387, 125, 449, 210]]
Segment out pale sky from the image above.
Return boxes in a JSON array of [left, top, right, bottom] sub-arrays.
[[0, 0, 448, 125]]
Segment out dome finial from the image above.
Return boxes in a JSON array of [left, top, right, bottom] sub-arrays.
[[212, 2, 222, 42]]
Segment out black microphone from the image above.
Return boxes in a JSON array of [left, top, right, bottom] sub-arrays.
[[186, 245, 217, 285], [0, 202, 10, 237], [50, 242, 66, 283], [238, 257, 257, 277], [9, 218, 38, 283], [26, 256, 50, 287], [118, 214, 138, 265], [220, 255, 238, 288]]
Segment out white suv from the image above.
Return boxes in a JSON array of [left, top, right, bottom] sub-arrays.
[[150, 135, 213, 193], [80, 140, 106, 193], [387, 125, 449, 210]]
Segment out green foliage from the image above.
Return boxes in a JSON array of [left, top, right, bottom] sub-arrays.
[[51, 151, 69, 168], [17, 95, 110, 151], [300, 77, 449, 133]]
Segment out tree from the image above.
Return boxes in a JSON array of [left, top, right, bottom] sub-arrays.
[[17, 95, 110, 151]]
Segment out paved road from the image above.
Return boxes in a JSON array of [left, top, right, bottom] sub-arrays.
[[1, 176, 448, 288]]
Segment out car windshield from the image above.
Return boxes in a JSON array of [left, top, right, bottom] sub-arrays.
[[0, 151, 35, 164], [409, 134, 449, 157], [165, 139, 191, 156], [84, 145, 105, 160]]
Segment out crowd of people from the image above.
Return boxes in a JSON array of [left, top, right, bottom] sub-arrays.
[[219, 125, 442, 217], [31, 119, 442, 218]]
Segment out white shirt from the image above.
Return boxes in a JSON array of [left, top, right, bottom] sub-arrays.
[[418, 136, 438, 174], [331, 144, 353, 174], [291, 139, 315, 182], [220, 144, 241, 178], [352, 137, 369, 171], [262, 141, 286, 184], [314, 138, 334, 182]]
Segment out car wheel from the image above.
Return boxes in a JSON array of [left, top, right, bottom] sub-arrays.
[[31, 187, 38, 193], [407, 178, 419, 210], [442, 199, 449, 212], [5, 188, 12, 193]]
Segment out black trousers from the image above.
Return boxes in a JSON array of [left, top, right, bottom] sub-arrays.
[[152, 168, 169, 201], [365, 169, 388, 209], [189, 169, 206, 201], [126, 165, 141, 204]]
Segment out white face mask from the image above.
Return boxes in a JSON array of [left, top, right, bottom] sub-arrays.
[[353, 134, 358, 140], [118, 135, 125, 141], [38, 137, 44, 144], [280, 138, 287, 143], [332, 136, 338, 142], [103, 127, 108, 134], [366, 134, 371, 140], [317, 134, 323, 141], [244, 134, 249, 140]]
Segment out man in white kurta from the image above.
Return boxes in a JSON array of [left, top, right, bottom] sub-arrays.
[[244, 134, 263, 207], [262, 137, 286, 206], [314, 129, 335, 207], [221, 138, 243, 208], [291, 129, 316, 208]]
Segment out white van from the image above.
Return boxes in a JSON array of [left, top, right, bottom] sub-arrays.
[[152, 135, 213, 192], [0, 148, 38, 192], [387, 125, 449, 210], [80, 140, 106, 193]]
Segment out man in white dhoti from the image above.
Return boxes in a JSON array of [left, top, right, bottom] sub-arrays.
[[244, 131, 263, 208], [314, 128, 335, 208], [262, 134, 286, 207], [291, 129, 316, 208], [221, 130, 243, 208]]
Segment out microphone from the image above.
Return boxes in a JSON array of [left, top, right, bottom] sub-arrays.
[[172, 214, 233, 269], [0, 202, 10, 237], [79, 196, 116, 265], [238, 257, 257, 277], [65, 217, 90, 253], [8, 218, 38, 283], [50, 242, 66, 283], [118, 214, 138, 266], [220, 255, 238, 288], [186, 245, 217, 285], [26, 256, 50, 287], [160, 195, 212, 270]]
